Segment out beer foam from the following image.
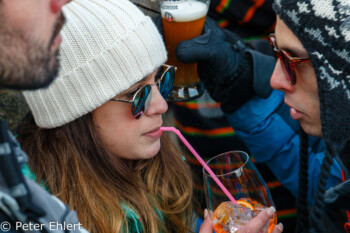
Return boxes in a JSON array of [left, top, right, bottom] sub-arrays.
[[161, 1, 208, 22]]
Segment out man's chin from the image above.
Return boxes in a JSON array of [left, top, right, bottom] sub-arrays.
[[21, 73, 57, 90], [0, 64, 58, 90], [0, 75, 56, 90], [1, 52, 60, 90], [300, 122, 322, 137]]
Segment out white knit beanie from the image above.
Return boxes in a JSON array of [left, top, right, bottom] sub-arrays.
[[23, 0, 167, 128]]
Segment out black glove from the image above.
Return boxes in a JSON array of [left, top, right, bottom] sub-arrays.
[[153, 15, 163, 35], [176, 17, 275, 113]]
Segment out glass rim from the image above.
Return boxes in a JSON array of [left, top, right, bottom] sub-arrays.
[[203, 150, 249, 177]]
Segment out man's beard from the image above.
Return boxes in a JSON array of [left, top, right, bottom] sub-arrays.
[[0, 13, 65, 90]]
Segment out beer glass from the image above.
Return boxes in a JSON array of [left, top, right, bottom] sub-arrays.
[[160, 0, 209, 101], [203, 151, 276, 233]]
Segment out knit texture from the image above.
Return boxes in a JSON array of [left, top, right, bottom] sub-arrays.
[[273, 0, 350, 146], [273, 1, 350, 232], [23, 0, 167, 128]]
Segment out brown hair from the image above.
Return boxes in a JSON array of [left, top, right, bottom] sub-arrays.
[[17, 113, 193, 233]]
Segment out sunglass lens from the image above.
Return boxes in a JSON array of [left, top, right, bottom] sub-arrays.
[[282, 55, 296, 85], [159, 67, 175, 99], [132, 85, 151, 119]]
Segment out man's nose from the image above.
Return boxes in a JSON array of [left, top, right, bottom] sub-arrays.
[[270, 59, 294, 93]]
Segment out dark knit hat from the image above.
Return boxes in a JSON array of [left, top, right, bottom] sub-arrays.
[[273, 1, 350, 232], [273, 0, 350, 147]]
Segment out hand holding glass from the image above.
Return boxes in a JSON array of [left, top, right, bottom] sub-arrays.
[[203, 151, 277, 233]]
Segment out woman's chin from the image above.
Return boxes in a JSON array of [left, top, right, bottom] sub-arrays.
[[140, 140, 161, 159]]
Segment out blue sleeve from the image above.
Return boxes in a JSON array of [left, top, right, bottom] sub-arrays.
[[225, 90, 342, 204]]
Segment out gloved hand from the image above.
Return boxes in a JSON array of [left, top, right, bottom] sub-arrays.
[[154, 15, 163, 35], [176, 17, 275, 113]]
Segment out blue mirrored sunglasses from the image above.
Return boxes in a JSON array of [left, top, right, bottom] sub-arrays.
[[111, 64, 176, 119]]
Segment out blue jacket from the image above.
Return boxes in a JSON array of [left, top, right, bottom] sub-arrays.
[[225, 90, 343, 204]]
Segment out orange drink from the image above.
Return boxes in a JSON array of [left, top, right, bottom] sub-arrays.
[[212, 198, 277, 233]]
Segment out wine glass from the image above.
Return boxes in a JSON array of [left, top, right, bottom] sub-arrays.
[[203, 151, 276, 233]]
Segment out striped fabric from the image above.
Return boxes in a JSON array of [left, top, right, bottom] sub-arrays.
[[208, 0, 276, 38]]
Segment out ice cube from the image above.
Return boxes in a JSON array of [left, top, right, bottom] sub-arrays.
[[212, 201, 268, 233]]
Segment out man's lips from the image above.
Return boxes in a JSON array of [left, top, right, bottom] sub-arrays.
[[289, 107, 304, 120], [50, 13, 66, 49], [285, 102, 304, 120], [51, 33, 62, 48]]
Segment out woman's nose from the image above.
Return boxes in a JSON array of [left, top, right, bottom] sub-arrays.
[[270, 59, 294, 93], [145, 86, 168, 116]]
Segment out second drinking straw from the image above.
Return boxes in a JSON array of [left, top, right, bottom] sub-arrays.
[[160, 127, 238, 204]]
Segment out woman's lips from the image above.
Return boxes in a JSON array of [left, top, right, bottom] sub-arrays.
[[290, 107, 304, 120], [144, 128, 163, 138]]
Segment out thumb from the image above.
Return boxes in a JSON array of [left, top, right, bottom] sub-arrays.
[[199, 209, 213, 233], [239, 206, 276, 233], [175, 29, 213, 63]]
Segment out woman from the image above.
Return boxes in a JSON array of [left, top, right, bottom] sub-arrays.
[[18, 0, 200, 232]]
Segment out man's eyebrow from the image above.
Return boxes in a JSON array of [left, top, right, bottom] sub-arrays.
[[277, 40, 308, 57], [285, 47, 308, 57]]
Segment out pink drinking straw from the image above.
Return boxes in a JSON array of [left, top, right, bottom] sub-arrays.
[[161, 127, 237, 204]]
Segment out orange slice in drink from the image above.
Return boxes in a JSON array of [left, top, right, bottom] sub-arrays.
[[213, 202, 231, 225], [213, 223, 229, 233], [237, 200, 255, 210]]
